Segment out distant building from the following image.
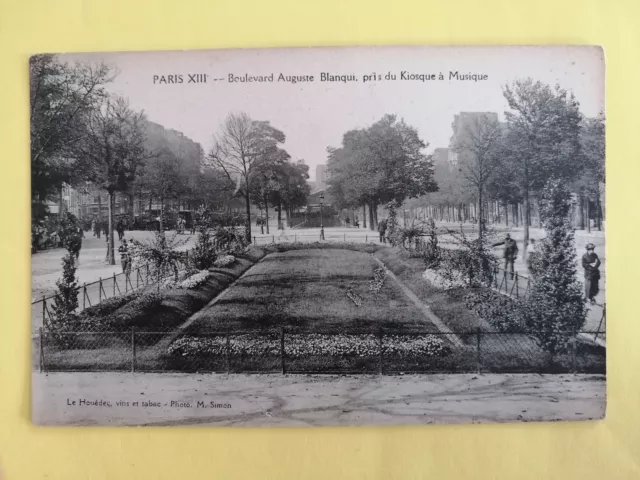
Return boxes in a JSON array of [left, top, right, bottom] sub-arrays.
[[315, 164, 327, 191], [448, 112, 500, 166], [432, 148, 449, 166]]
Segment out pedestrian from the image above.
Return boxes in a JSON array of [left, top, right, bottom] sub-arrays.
[[345, 217, 350, 228], [119, 238, 132, 277], [582, 243, 601, 305], [91, 217, 97, 237], [493, 233, 518, 279], [378, 218, 388, 244], [116, 218, 125, 241]]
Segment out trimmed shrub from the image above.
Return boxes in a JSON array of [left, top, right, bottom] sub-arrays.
[[464, 289, 524, 332]]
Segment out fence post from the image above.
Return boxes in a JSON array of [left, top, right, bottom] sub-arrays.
[[475, 328, 482, 374], [272, 235, 275, 244], [39, 326, 44, 373], [42, 295, 46, 328], [515, 273, 519, 298], [378, 326, 383, 375], [131, 326, 136, 373], [83, 284, 87, 309], [226, 329, 231, 374], [280, 327, 286, 374], [253, 236, 256, 245], [113, 272, 116, 296], [99, 278, 102, 302]]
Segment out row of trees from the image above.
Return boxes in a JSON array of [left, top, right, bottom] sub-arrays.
[[326, 114, 438, 228], [422, 79, 605, 259], [31, 55, 310, 260]]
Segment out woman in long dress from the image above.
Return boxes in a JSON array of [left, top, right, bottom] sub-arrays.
[[582, 243, 601, 305]]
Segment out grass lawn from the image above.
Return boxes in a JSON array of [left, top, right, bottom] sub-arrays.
[[184, 249, 438, 333], [374, 248, 488, 332]]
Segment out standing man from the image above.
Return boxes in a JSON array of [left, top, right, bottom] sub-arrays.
[[378, 218, 388, 244], [118, 238, 132, 278], [116, 218, 125, 241], [582, 243, 601, 305], [493, 233, 519, 279]]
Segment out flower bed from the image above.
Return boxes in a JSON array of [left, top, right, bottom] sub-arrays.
[[167, 332, 452, 359], [177, 270, 211, 290], [213, 255, 236, 268]]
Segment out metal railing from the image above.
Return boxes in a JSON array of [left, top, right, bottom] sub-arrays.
[[32, 252, 191, 331], [36, 326, 605, 375]]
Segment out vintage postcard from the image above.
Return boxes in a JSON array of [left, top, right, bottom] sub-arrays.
[[31, 46, 605, 426]]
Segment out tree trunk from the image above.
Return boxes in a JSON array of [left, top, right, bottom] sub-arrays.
[[478, 188, 484, 240], [97, 195, 102, 222], [244, 193, 252, 243], [368, 201, 375, 230], [128, 192, 134, 218], [579, 193, 585, 230], [277, 202, 283, 230], [523, 181, 530, 262], [504, 202, 509, 227], [362, 204, 367, 229], [373, 200, 379, 229], [586, 197, 591, 233], [106, 192, 115, 265], [148, 195, 152, 213], [596, 196, 602, 231], [265, 201, 270, 234], [59, 187, 65, 220]]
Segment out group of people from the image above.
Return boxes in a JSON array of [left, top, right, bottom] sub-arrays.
[[494, 234, 601, 305]]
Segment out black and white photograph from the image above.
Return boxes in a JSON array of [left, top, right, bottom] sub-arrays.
[[30, 46, 606, 426]]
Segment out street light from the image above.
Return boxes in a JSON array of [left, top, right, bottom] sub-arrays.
[[320, 193, 325, 240]]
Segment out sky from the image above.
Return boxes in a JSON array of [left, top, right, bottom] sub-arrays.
[[61, 46, 604, 181]]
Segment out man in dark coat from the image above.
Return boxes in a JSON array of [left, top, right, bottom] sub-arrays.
[[377, 218, 388, 244], [493, 233, 519, 279], [582, 243, 601, 305], [118, 238, 132, 277]]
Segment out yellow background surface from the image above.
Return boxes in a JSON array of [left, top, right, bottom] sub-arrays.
[[1, 0, 638, 478]]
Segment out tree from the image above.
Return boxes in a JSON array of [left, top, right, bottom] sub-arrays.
[[575, 113, 606, 231], [524, 179, 586, 364], [75, 96, 150, 264], [327, 115, 438, 229], [30, 54, 113, 220], [51, 253, 80, 333], [135, 152, 185, 230], [453, 115, 503, 240], [502, 79, 583, 259], [208, 113, 287, 243]]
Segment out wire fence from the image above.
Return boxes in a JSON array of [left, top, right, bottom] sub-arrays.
[[35, 326, 605, 375]]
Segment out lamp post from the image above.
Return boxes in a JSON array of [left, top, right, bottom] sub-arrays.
[[320, 193, 325, 240]]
